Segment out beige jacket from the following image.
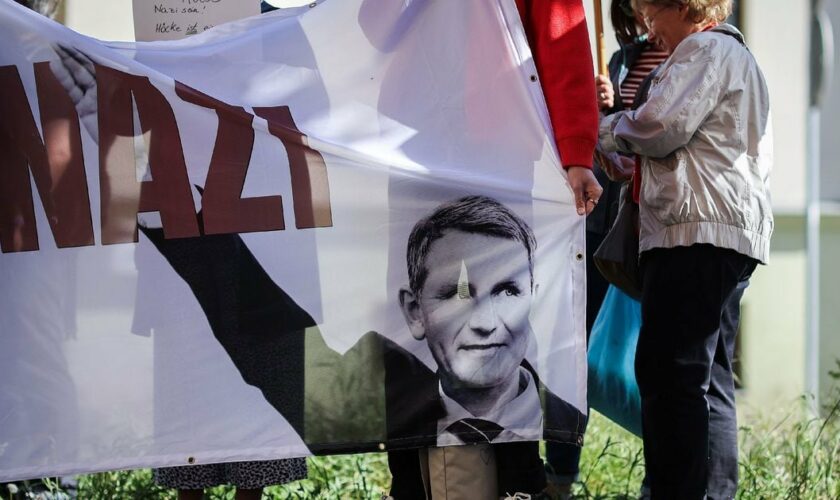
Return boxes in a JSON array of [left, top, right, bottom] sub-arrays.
[[599, 24, 773, 263]]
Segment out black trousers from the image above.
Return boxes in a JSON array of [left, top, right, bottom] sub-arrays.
[[636, 244, 756, 500]]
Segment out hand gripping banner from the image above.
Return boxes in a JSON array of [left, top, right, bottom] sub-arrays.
[[0, 0, 587, 480]]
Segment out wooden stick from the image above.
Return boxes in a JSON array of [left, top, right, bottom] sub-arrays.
[[592, 0, 608, 76]]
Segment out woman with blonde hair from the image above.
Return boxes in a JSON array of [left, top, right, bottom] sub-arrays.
[[598, 0, 772, 498]]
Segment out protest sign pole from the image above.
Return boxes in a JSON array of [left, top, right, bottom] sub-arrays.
[[592, 0, 608, 75]]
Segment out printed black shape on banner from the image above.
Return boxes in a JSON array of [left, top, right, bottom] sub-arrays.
[[139, 220, 310, 439]]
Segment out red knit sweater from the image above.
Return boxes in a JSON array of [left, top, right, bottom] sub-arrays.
[[515, 0, 597, 168]]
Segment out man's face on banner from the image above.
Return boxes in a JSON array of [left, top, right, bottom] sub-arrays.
[[403, 230, 533, 391]]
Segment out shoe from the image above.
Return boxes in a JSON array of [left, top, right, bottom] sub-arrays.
[[540, 480, 573, 500]]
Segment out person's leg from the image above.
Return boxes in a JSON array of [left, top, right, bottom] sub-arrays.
[[156, 463, 223, 499], [585, 230, 612, 335], [177, 490, 203, 500], [495, 441, 546, 496], [544, 442, 580, 492], [639, 474, 651, 500], [388, 449, 428, 499], [635, 245, 747, 499], [234, 488, 264, 500], [426, 444, 497, 500], [706, 278, 750, 499], [226, 459, 306, 499]]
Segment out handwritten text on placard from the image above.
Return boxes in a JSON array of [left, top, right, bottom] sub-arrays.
[[132, 0, 259, 42]]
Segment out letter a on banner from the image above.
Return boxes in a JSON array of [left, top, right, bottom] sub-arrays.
[[96, 64, 199, 244]]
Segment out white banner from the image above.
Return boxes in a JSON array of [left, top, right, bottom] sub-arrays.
[[0, 0, 586, 481]]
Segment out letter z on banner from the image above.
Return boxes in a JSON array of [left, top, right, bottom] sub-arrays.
[[0, 0, 586, 480]]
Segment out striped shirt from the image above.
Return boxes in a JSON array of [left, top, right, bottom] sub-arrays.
[[620, 45, 669, 109]]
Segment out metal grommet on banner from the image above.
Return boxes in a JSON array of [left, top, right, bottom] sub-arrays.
[[529, 74, 538, 82], [378, 443, 386, 451], [187, 456, 195, 464], [309, 2, 317, 7], [575, 252, 584, 261]]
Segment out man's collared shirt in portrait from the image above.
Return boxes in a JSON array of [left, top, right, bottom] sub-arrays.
[[436, 366, 542, 446]]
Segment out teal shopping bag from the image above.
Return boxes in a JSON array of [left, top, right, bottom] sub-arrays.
[[587, 285, 643, 436]]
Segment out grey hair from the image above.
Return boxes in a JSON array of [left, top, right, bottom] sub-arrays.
[[631, 0, 732, 24]]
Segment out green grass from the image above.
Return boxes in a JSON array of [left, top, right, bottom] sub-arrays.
[[572, 395, 840, 500], [4, 395, 839, 499], [736, 396, 840, 500], [573, 412, 646, 499]]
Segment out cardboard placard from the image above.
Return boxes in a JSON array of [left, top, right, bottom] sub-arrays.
[[132, 0, 260, 42]]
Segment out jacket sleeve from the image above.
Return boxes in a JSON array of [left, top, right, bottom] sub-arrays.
[[522, 0, 598, 168], [599, 38, 722, 160]]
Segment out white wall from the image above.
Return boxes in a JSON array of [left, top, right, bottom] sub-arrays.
[[817, 0, 840, 411], [745, 0, 810, 212], [737, 0, 811, 406], [62, 0, 134, 41], [739, 219, 807, 408], [819, 215, 840, 406]]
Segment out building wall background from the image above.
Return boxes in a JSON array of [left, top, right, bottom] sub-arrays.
[[739, 0, 811, 409], [61, 0, 133, 41], [816, 0, 840, 407], [819, 214, 840, 402]]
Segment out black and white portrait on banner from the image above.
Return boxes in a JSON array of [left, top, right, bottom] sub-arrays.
[[384, 194, 585, 448]]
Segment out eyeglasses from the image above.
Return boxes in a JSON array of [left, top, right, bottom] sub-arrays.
[[642, 4, 674, 30]]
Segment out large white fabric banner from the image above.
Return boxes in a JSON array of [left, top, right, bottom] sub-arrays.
[[0, 0, 587, 481]]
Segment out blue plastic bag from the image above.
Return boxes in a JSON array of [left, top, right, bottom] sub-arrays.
[[587, 285, 643, 436]]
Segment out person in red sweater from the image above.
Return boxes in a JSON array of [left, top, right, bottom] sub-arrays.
[[516, 0, 601, 215], [387, 1, 600, 498]]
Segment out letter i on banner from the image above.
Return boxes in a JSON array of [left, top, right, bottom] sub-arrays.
[[132, 0, 260, 42]]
